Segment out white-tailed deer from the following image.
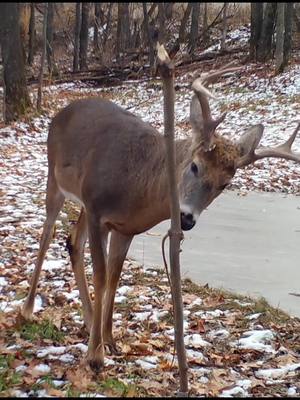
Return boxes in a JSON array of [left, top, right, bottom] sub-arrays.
[[21, 65, 300, 371]]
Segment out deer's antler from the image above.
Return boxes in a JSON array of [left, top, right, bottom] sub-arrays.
[[237, 122, 300, 168], [191, 63, 243, 151]]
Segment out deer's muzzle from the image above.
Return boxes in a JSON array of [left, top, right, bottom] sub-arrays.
[[180, 212, 196, 231]]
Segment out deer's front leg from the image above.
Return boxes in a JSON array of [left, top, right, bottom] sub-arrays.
[[86, 214, 108, 371], [103, 231, 133, 355]]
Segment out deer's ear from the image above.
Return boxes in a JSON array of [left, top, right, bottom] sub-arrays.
[[237, 124, 264, 157]]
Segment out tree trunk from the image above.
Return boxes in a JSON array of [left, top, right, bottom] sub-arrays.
[[103, 3, 113, 48], [0, 2, 31, 123], [37, 3, 48, 111], [202, 3, 208, 45], [79, 2, 90, 71], [165, 3, 174, 20], [283, 2, 293, 69], [220, 2, 228, 51], [275, 3, 285, 73], [257, 3, 277, 62], [189, 2, 200, 55], [93, 3, 101, 53], [249, 2, 263, 60], [158, 3, 166, 44], [73, 2, 81, 72], [28, 3, 35, 65], [116, 3, 123, 63], [123, 3, 131, 49], [142, 3, 154, 70], [178, 3, 192, 43], [46, 2, 58, 77]]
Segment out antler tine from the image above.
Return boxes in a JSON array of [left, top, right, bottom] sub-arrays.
[[202, 66, 243, 86], [238, 122, 300, 167], [191, 65, 242, 151]]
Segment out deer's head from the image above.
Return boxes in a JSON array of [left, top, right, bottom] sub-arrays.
[[179, 65, 300, 231]]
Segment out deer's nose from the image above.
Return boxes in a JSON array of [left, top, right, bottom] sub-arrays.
[[180, 212, 196, 231]]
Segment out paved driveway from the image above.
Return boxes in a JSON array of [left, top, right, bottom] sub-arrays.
[[128, 191, 300, 317]]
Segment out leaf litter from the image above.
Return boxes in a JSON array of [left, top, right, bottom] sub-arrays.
[[0, 26, 300, 397]]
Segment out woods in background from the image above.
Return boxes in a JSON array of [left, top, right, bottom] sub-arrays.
[[0, 2, 299, 123]]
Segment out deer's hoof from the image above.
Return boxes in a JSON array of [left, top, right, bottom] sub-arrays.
[[87, 344, 105, 373], [104, 341, 122, 356], [88, 358, 104, 373], [19, 305, 34, 322]]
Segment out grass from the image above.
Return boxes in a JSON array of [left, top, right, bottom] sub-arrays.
[[183, 277, 291, 325], [0, 355, 22, 393], [19, 319, 65, 342]]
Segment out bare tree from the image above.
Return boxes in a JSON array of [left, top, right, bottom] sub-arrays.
[[46, 2, 58, 77], [37, 3, 48, 111], [28, 3, 35, 65], [142, 3, 154, 70], [189, 2, 200, 55], [249, 3, 263, 60], [220, 3, 228, 51], [79, 2, 90, 71], [283, 3, 293, 68], [0, 2, 31, 123], [123, 3, 131, 49], [116, 3, 123, 63], [275, 3, 285, 73], [257, 3, 277, 62], [103, 3, 113, 49], [158, 3, 166, 44], [178, 3, 192, 43], [202, 3, 208, 45], [73, 2, 81, 72], [93, 3, 101, 53]]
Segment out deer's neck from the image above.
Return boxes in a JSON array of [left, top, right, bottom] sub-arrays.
[[147, 137, 192, 220]]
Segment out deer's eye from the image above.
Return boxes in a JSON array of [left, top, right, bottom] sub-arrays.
[[191, 162, 198, 175]]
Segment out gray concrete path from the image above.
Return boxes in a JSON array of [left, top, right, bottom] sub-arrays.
[[128, 191, 300, 318]]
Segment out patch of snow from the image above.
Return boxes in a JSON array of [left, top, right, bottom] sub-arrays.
[[59, 353, 75, 363], [133, 311, 151, 321], [114, 295, 127, 303], [15, 365, 27, 373], [185, 334, 211, 348], [234, 329, 275, 353], [135, 358, 157, 370], [37, 346, 66, 358], [33, 295, 44, 312], [117, 285, 132, 295], [33, 363, 51, 374], [52, 380, 67, 387], [11, 390, 29, 397], [221, 386, 249, 397], [287, 386, 297, 396], [246, 313, 262, 320], [69, 343, 88, 353], [207, 329, 230, 340], [255, 363, 300, 379], [43, 259, 65, 271]]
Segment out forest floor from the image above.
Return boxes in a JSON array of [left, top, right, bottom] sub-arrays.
[[0, 26, 300, 397]]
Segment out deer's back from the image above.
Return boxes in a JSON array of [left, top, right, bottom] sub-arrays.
[[48, 97, 167, 225]]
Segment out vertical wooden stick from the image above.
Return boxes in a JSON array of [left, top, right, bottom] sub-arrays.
[[157, 43, 189, 397]]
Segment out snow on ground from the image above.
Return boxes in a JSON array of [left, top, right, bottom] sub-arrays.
[[0, 26, 300, 397]]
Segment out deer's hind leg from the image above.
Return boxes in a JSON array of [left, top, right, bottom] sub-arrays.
[[103, 230, 133, 355], [21, 172, 65, 320], [66, 207, 93, 331]]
